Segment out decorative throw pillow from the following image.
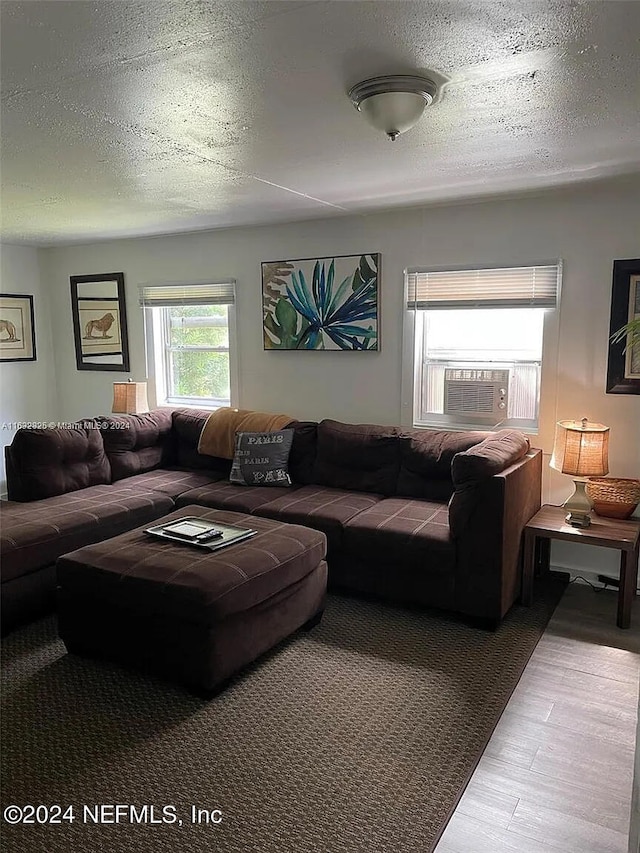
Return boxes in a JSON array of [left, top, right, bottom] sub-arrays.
[[229, 429, 294, 487]]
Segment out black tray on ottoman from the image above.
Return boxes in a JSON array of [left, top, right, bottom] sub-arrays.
[[56, 506, 327, 694]]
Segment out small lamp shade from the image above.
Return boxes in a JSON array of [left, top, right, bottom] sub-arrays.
[[112, 380, 149, 414], [550, 418, 609, 528], [550, 419, 609, 476]]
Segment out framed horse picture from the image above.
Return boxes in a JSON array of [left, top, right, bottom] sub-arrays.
[[0, 293, 36, 362]]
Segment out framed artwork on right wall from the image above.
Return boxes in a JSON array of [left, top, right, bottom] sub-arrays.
[[606, 258, 640, 395]]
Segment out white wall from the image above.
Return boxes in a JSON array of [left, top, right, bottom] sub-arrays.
[[37, 177, 640, 576], [0, 244, 58, 495]]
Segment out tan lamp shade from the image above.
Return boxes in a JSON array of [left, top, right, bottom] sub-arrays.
[[112, 381, 149, 414], [550, 418, 609, 477]]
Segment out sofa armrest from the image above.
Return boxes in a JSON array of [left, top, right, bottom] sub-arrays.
[[449, 446, 542, 621]]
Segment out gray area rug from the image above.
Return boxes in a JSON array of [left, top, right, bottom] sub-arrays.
[[1, 583, 565, 853]]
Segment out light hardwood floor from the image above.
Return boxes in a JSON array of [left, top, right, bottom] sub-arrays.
[[435, 583, 640, 853]]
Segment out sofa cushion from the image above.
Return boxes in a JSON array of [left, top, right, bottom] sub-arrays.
[[114, 468, 225, 499], [100, 410, 175, 481], [342, 497, 454, 573], [171, 408, 232, 473], [287, 422, 318, 485], [396, 429, 487, 500], [0, 485, 173, 582], [312, 419, 401, 495], [5, 424, 111, 500], [176, 481, 301, 514], [254, 485, 382, 553], [452, 430, 530, 487]]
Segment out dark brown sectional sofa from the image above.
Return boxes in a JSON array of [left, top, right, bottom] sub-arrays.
[[1, 408, 542, 635]]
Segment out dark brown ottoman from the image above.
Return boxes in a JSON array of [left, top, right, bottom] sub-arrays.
[[56, 506, 327, 694]]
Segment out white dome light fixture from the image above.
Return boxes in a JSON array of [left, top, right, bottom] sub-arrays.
[[348, 74, 437, 141]]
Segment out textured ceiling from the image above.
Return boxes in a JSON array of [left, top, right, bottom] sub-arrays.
[[1, 0, 639, 246]]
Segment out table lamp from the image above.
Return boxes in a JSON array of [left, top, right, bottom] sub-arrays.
[[550, 417, 609, 528], [112, 379, 149, 414]]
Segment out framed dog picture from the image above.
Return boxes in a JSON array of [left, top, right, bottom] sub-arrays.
[[0, 293, 36, 362], [70, 272, 130, 372]]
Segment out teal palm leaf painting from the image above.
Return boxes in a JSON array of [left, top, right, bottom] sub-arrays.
[[262, 254, 379, 350]]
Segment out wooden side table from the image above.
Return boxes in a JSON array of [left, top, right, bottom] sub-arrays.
[[522, 504, 640, 629]]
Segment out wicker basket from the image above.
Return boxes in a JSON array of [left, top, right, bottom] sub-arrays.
[[586, 477, 640, 520]]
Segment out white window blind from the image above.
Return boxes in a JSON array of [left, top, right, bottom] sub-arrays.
[[139, 281, 235, 307], [406, 263, 561, 310]]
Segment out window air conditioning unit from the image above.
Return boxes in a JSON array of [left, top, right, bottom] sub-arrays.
[[443, 368, 509, 424]]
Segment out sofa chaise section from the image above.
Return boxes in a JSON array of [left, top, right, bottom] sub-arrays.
[[0, 410, 223, 633], [1, 485, 173, 633]]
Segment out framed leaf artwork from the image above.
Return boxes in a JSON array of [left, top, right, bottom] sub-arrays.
[[262, 253, 380, 351]]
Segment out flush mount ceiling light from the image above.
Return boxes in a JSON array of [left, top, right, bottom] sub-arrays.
[[348, 74, 437, 141]]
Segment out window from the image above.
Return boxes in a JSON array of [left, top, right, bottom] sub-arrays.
[[140, 281, 237, 408], [404, 264, 561, 432]]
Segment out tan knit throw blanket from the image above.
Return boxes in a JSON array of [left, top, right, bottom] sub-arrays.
[[197, 408, 294, 459]]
